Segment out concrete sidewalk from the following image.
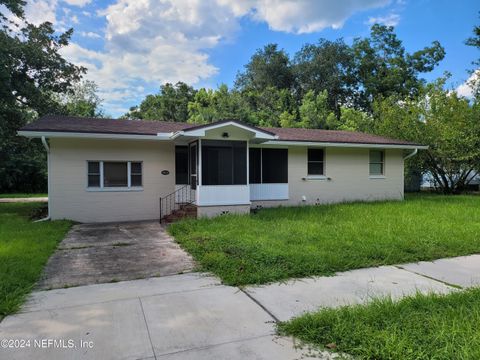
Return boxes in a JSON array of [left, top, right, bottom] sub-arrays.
[[0, 273, 329, 360], [245, 254, 480, 321], [1, 254, 480, 359], [0, 197, 48, 203]]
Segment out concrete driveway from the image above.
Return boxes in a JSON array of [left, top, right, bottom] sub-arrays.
[[37, 221, 194, 289], [0, 273, 327, 360]]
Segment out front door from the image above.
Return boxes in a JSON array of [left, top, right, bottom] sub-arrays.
[[189, 142, 198, 190]]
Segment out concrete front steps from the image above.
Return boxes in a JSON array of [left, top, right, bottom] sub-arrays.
[[162, 203, 197, 224]]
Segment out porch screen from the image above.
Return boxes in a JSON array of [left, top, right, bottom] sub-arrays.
[[202, 140, 247, 185], [175, 146, 189, 185], [249, 148, 288, 183]]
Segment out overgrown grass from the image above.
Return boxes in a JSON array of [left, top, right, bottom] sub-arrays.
[[169, 194, 480, 286], [278, 288, 480, 359], [0, 203, 71, 317], [0, 193, 47, 198]]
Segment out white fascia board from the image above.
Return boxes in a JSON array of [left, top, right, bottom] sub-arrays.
[[181, 121, 277, 140], [168, 131, 185, 139], [260, 140, 428, 150], [18, 131, 173, 141]]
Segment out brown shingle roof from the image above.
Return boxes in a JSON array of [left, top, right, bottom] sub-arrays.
[[21, 115, 195, 135], [261, 126, 419, 146], [20, 115, 421, 146]]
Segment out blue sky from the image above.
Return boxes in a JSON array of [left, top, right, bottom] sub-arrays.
[[15, 0, 480, 116]]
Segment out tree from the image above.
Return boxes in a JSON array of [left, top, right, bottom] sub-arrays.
[[0, 0, 85, 193], [370, 79, 480, 193], [352, 24, 445, 111], [124, 82, 195, 122], [188, 85, 250, 124], [298, 90, 338, 129], [337, 107, 373, 131], [55, 80, 103, 117], [241, 87, 296, 127], [235, 44, 295, 91], [465, 13, 480, 61], [465, 14, 480, 97], [293, 39, 356, 118]]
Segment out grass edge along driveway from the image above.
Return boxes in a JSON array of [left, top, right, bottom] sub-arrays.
[[0, 203, 71, 317], [169, 194, 480, 286], [278, 288, 480, 360]]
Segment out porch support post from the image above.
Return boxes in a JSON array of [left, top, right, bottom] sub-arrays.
[[246, 141, 249, 185], [197, 138, 202, 205], [246, 140, 250, 202]]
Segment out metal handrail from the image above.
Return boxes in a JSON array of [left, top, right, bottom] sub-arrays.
[[159, 185, 196, 223]]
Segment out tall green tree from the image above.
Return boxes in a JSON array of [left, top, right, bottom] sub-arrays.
[[125, 82, 195, 122], [370, 80, 480, 193], [187, 85, 250, 124], [297, 90, 337, 129], [465, 13, 480, 62], [465, 14, 480, 97], [293, 39, 356, 118], [0, 0, 85, 193], [241, 87, 296, 127], [235, 44, 295, 91], [55, 80, 103, 117], [352, 24, 445, 111]]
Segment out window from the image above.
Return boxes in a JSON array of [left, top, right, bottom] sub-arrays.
[[249, 148, 261, 184], [249, 148, 288, 184], [369, 150, 384, 176], [104, 162, 128, 187], [130, 162, 142, 186], [202, 140, 247, 185], [307, 149, 324, 175], [87, 161, 100, 187], [175, 146, 189, 185], [87, 161, 143, 190]]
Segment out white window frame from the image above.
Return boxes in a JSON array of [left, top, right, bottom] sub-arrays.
[[306, 148, 326, 179], [369, 150, 386, 179], [87, 160, 143, 191]]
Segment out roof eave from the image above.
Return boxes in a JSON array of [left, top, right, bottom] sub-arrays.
[[262, 140, 428, 150], [17, 130, 173, 141]]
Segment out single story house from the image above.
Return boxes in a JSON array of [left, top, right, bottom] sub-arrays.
[[19, 115, 426, 223]]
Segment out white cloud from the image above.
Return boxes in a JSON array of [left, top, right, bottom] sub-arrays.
[[220, 0, 391, 34], [62, 0, 91, 7], [456, 70, 480, 98], [13, 0, 394, 115], [63, 0, 247, 114], [8, 0, 89, 29], [24, 0, 57, 25], [366, 12, 400, 27], [80, 31, 101, 38]]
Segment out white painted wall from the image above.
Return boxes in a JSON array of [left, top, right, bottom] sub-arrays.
[[250, 184, 288, 200], [197, 204, 250, 218], [49, 138, 175, 222], [48, 138, 405, 222], [197, 185, 250, 206], [252, 146, 404, 207]]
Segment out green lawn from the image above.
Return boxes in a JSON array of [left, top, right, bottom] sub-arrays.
[[278, 288, 480, 360], [169, 194, 480, 286], [0, 193, 47, 198], [0, 203, 71, 317]]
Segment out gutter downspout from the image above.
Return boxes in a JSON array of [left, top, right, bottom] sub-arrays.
[[403, 148, 418, 160], [36, 136, 51, 222]]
